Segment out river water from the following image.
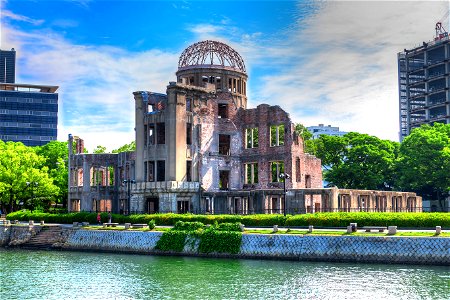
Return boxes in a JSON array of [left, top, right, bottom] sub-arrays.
[[0, 249, 448, 300]]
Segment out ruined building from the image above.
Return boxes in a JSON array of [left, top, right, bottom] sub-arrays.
[[68, 40, 422, 214]]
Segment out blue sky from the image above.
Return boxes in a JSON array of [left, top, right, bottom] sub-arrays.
[[1, 0, 449, 151]]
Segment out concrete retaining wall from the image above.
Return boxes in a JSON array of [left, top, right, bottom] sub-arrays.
[[0, 225, 42, 246], [2, 225, 449, 265]]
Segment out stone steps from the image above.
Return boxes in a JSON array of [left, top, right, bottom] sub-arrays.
[[21, 226, 64, 250]]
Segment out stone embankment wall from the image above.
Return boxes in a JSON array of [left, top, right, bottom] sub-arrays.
[[1, 225, 449, 265], [0, 225, 42, 246]]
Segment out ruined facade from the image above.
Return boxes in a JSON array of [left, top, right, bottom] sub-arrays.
[[130, 40, 322, 214], [68, 135, 136, 213], [68, 40, 422, 214]]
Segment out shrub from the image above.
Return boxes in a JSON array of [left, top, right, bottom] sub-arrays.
[[173, 221, 205, 232], [214, 222, 242, 232], [148, 220, 156, 230]]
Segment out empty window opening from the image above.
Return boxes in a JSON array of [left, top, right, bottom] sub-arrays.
[[189, 77, 194, 85], [177, 200, 189, 213], [186, 160, 192, 182], [245, 163, 258, 184], [245, 127, 258, 148], [186, 123, 192, 145], [144, 161, 148, 182], [71, 199, 81, 212], [218, 103, 228, 118], [216, 77, 221, 90], [228, 78, 232, 92], [157, 122, 165, 144], [186, 98, 192, 112], [147, 197, 159, 214], [157, 160, 165, 182], [295, 158, 301, 182], [202, 76, 208, 83], [219, 170, 230, 190], [108, 166, 114, 186], [271, 197, 279, 214], [271, 161, 285, 183], [144, 125, 148, 145], [148, 124, 155, 145], [270, 124, 285, 147], [305, 175, 311, 188], [148, 161, 155, 182], [147, 103, 154, 113], [219, 134, 231, 155]]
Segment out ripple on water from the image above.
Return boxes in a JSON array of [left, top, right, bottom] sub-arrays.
[[0, 249, 449, 300]]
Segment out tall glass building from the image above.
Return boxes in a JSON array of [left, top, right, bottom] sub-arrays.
[[0, 83, 58, 146], [0, 49, 16, 83]]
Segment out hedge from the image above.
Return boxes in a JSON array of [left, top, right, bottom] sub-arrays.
[[284, 212, 450, 228], [5, 211, 450, 228]]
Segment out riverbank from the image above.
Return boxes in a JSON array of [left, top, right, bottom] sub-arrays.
[[1, 224, 449, 265]]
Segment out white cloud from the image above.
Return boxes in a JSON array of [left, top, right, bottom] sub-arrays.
[[2, 22, 178, 152], [1, 9, 44, 25], [250, 0, 449, 141]]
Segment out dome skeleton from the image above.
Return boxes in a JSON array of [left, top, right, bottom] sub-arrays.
[[178, 40, 246, 73]]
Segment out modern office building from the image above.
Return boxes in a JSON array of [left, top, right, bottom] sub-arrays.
[[307, 124, 347, 139], [0, 49, 59, 146], [397, 23, 450, 141], [0, 49, 16, 83], [0, 83, 59, 146]]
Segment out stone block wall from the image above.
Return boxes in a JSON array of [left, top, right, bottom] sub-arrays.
[[60, 229, 450, 265]]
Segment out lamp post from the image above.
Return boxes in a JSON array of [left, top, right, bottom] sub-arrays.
[[279, 173, 290, 217], [26, 181, 38, 211], [123, 179, 135, 214]]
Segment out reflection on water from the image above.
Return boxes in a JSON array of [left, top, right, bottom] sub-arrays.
[[1, 249, 449, 300]]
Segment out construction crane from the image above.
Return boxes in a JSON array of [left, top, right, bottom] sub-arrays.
[[435, 9, 449, 41]]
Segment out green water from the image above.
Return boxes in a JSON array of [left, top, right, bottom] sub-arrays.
[[0, 249, 449, 300]]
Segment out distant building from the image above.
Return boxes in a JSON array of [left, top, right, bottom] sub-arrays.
[[397, 23, 450, 141], [0, 49, 16, 83], [0, 49, 59, 146], [307, 124, 347, 139], [0, 83, 59, 146]]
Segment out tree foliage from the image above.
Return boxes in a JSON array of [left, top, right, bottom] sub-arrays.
[[294, 123, 315, 154], [112, 141, 136, 153], [93, 145, 108, 154], [35, 141, 69, 206], [311, 132, 399, 190], [0, 141, 59, 213], [396, 123, 450, 200]]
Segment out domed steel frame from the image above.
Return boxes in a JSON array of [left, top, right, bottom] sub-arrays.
[[178, 40, 246, 73]]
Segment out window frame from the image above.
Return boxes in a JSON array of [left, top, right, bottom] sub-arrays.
[[270, 124, 285, 147]]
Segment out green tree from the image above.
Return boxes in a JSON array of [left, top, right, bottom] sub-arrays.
[[93, 145, 108, 154], [35, 141, 69, 208], [313, 133, 398, 190], [0, 141, 59, 213], [396, 123, 450, 203], [294, 123, 315, 154], [112, 141, 136, 153]]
